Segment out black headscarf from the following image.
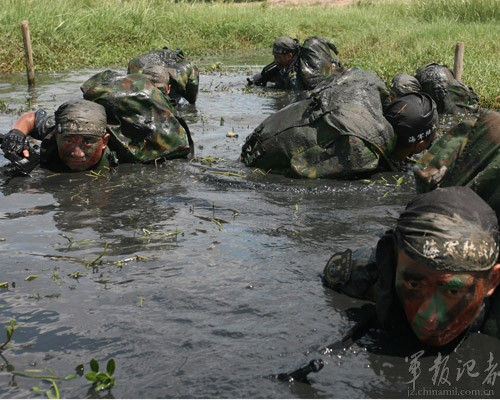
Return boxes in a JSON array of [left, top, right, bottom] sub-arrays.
[[376, 187, 499, 330], [272, 36, 300, 55], [384, 92, 438, 147]]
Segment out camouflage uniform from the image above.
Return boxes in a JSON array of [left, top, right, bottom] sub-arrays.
[[128, 47, 199, 104], [81, 70, 192, 164], [251, 37, 343, 91], [241, 68, 395, 179], [391, 63, 478, 115], [415, 110, 499, 214]]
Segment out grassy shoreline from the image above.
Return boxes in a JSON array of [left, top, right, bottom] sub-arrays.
[[0, 0, 498, 108]]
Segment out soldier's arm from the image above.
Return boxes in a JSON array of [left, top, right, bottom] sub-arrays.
[[248, 62, 280, 86], [12, 111, 36, 135], [1, 112, 36, 158], [322, 247, 378, 301]]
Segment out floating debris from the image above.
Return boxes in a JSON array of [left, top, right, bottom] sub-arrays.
[[25, 275, 38, 281], [208, 170, 244, 178], [68, 271, 84, 280], [194, 215, 228, 231], [226, 131, 238, 138], [84, 242, 109, 268]]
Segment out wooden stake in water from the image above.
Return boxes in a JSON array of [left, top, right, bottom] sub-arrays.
[[21, 20, 35, 89], [453, 42, 465, 82]]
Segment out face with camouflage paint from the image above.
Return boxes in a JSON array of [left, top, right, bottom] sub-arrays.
[[56, 133, 110, 171], [273, 52, 294, 68], [395, 248, 492, 346]]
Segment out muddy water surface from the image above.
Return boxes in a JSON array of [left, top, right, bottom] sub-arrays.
[[0, 68, 498, 398]]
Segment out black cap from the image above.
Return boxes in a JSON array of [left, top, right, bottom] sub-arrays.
[[384, 92, 438, 147]]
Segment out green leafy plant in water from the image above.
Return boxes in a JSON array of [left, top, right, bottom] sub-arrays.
[[84, 358, 116, 392], [0, 319, 22, 350]]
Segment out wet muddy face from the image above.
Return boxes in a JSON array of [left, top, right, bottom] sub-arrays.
[[56, 133, 108, 171], [273, 52, 293, 68], [395, 248, 487, 347]]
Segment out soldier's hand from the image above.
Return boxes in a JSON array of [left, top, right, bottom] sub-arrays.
[[1, 129, 29, 159]]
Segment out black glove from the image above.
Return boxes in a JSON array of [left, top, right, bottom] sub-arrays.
[[1, 129, 28, 157]]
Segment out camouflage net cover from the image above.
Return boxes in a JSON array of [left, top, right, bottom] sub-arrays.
[[81, 70, 190, 163], [298, 36, 343, 90], [415, 63, 478, 114], [241, 68, 395, 179], [128, 47, 199, 104]]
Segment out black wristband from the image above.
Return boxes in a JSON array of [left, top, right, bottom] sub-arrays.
[[8, 128, 26, 137]]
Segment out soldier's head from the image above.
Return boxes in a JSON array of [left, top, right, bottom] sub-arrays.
[[393, 187, 500, 346], [143, 65, 171, 96], [384, 93, 438, 161], [390, 74, 422, 100], [54, 99, 110, 171], [272, 36, 299, 68]]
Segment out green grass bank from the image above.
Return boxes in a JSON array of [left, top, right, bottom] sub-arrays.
[[0, 0, 498, 108]]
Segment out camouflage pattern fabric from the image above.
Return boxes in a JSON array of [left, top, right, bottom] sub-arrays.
[[81, 70, 191, 163], [241, 68, 395, 179], [128, 47, 199, 104], [298, 36, 343, 90], [415, 63, 478, 114], [254, 36, 343, 90], [415, 110, 499, 215]]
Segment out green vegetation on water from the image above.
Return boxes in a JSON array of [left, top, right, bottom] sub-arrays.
[[0, 0, 498, 108]]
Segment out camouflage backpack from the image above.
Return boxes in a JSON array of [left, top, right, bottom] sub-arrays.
[[81, 70, 192, 163], [128, 47, 199, 104], [415, 63, 478, 114], [241, 68, 395, 179], [298, 36, 344, 90]]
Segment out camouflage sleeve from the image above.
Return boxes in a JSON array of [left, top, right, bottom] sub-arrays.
[[468, 153, 500, 214], [184, 64, 199, 104], [322, 246, 378, 300], [414, 119, 473, 193], [32, 109, 55, 140]]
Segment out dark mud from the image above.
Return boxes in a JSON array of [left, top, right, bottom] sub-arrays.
[[0, 69, 497, 398]]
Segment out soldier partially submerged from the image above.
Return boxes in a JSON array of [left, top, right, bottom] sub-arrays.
[[323, 187, 500, 346], [128, 46, 199, 105], [241, 68, 437, 179], [247, 36, 343, 90], [81, 69, 193, 164], [390, 63, 478, 115], [1, 100, 115, 173], [1, 70, 193, 173]]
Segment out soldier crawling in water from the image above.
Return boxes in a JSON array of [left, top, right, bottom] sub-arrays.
[[1, 66, 193, 174], [247, 36, 343, 91]]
